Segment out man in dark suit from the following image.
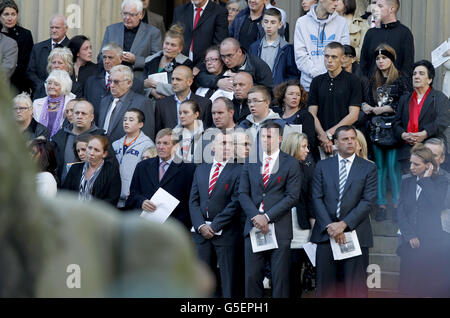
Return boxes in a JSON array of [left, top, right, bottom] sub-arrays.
[[97, 0, 162, 79], [126, 128, 196, 229], [189, 131, 242, 297], [239, 120, 301, 298], [311, 125, 377, 298], [155, 65, 212, 133], [84, 42, 143, 114], [172, 0, 228, 68], [26, 15, 70, 99], [97, 65, 155, 143]]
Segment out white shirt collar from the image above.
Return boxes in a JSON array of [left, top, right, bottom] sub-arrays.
[[263, 149, 280, 163], [174, 91, 192, 104], [337, 153, 356, 164], [213, 158, 228, 167], [160, 156, 174, 166], [192, 0, 208, 11], [51, 37, 66, 47]]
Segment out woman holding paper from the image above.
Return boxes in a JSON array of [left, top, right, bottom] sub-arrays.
[[281, 132, 316, 298], [62, 135, 121, 206], [274, 80, 318, 162], [397, 143, 450, 297], [143, 24, 193, 99]]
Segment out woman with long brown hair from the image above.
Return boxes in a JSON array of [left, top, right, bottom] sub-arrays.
[[362, 44, 412, 221]]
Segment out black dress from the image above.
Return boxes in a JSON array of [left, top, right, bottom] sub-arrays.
[[1, 24, 34, 93], [71, 62, 99, 98]]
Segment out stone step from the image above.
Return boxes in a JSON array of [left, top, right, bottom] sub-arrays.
[[379, 271, 399, 291], [370, 236, 399, 254], [369, 253, 400, 273], [370, 218, 399, 237]]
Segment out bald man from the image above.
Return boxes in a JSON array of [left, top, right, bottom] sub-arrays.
[[232, 72, 254, 124], [155, 65, 213, 133]]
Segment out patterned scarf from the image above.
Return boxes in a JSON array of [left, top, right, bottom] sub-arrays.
[[39, 95, 66, 137], [78, 160, 104, 202]]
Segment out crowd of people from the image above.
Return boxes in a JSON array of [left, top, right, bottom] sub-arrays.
[[4, 0, 450, 298]]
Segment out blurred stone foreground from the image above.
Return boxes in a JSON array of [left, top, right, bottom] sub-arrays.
[[0, 71, 214, 298]]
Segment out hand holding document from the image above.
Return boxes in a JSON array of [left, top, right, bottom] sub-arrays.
[[190, 221, 223, 236], [330, 230, 362, 260], [140, 188, 180, 224], [431, 39, 450, 69], [250, 223, 278, 253], [148, 72, 168, 84]]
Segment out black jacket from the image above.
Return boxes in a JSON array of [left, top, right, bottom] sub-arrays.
[[23, 118, 50, 141], [1, 24, 34, 93], [296, 159, 315, 229], [62, 160, 121, 207], [393, 88, 450, 160], [71, 62, 99, 98]]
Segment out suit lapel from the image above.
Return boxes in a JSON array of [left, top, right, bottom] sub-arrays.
[[202, 163, 213, 198], [342, 156, 360, 196], [160, 161, 182, 186], [109, 92, 132, 134], [98, 95, 114, 128], [117, 24, 124, 47], [194, 1, 212, 30], [331, 156, 340, 193], [148, 158, 159, 188], [209, 163, 230, 198], [130, 23, 145, 54], [187, 3, 194, 33], [264, 154, 282, 190], [418, 90, 434, 123]]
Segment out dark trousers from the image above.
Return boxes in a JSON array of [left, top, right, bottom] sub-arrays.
[[316, 241, 369, 298], [196, 240, 236, 298], [244, 238, 291, 298]]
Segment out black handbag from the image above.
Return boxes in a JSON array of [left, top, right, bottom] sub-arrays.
[[369, 114, 397, 147]]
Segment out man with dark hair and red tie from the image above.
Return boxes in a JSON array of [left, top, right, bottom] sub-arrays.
[[126, 128, 196, 229], [239, 120, 301, 298], [189, 131, 242, 297]]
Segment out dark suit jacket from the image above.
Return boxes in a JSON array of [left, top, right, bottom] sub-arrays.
[[397, 175, 448, 243], [26, 37, 70, 99], [126, 156, 196, 229], [239, 151, 301, 241], [97, 90, 155, 143], [310, 155, 377, 248], [393, 88, 450, 160], [61, 161, 121, 206], [154, 93, 213, 133], [97, 22, 162, 73], [172, 1, 228, 66], [84, 69, 144, 116], [190, 162, 242, 246]]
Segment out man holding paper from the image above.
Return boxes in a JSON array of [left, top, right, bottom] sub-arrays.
[[189, 132, 242, 297], [126, 128, 196, 229], [311, 125, 377, 298], [239, 121, 301, 298]]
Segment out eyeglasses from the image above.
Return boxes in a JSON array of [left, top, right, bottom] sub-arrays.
[[111, 79, 128, 85], [220, 50, 238, 60], [121, 11, 140, 18], [247, 99, 266, 105], [13, 107, 30, 112], [205, 57, 219, 63]]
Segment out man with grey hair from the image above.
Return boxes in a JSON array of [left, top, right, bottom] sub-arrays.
[[97, 65, 155, 143], [27, 14, 70, 100], [84, 42, 143, 117], [97, 0, 162, 79]]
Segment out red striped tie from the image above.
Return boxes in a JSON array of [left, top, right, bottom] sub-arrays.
[[261, 157, 272, 211], [208, 163, 221, 196]]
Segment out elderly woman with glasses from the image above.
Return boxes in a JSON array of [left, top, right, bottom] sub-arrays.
[[32, 69, 76, 137], [226, 0, 247, 27], [13, 92, 49, 140]]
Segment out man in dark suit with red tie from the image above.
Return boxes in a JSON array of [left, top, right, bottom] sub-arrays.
[[172, 0, 228, 68], [239, 120, 301, 298], [311, 125, 377, 298], [126, 128, 196, 229], [189, 131, 242, 297]]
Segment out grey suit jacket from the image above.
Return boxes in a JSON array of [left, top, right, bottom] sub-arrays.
[[97, 22, 162, 72], [0, 33, 18, 80], [190, 162, 242, 246], [310, 155, 377, 247], [239, 151, 301, 241], [97, 90, 155, 143]]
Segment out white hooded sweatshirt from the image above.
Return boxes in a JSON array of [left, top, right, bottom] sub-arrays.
[[294, 4, 350, 91]]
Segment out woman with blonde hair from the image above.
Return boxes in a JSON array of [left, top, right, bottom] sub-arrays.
[[355, 129, 368, 160], [32, 69, 75, 137], [362, 43, 412, 221], [397, 143, 450, 297], [281, 132, 316, 297]]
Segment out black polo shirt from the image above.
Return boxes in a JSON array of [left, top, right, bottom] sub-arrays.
[[307, 70, 362, 131], [239, 15, 263, 51]]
